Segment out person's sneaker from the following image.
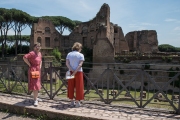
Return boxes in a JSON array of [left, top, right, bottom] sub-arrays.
[[34, 100, 38, 106], [37, 98, 43, 102], [75, 101, 81, 108], [70, 101, 75, 107]]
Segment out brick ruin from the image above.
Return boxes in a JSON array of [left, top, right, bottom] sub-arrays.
[[30, 3, 159, 63], [30, 18, 62, 56], [125, 30, 158, 54], [19, 3, 180, 92]]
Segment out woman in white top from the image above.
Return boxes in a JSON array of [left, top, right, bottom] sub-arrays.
[[66, 42, 85, 107]]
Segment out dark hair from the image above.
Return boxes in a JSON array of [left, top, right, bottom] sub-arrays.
[[33, 42, 41, 48], [72, 42, 82, 51]]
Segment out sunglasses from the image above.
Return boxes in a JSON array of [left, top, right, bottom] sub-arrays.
[[36, 46, 41, 48]]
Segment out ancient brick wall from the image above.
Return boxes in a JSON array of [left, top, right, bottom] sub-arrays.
[[114, 26, 129, 54], [93, 37, 114, 63], [30, 19, 62, 56], [125, 30, 158, 53], [30, 3, 159, 63]]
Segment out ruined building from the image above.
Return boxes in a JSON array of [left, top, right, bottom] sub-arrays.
[[65, 3, 130, 62], [30, 19, 62, 56], [125, 30, 158, 53], [30, 3, 158, 63]]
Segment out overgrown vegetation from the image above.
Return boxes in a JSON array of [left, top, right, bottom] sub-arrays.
[[144, 63, 151, 70], [162, 56, 172, 63], [81, 47, 93, 73], [0, 45, 29, 57], [158, 44, 180, 52], [168, 67, 180, 88], [51, 48, 61, 61], [0, 8, 80, 58], [118, 67, 124, 74]]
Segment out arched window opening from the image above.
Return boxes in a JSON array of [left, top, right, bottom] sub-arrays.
[[82, 26, 88, 35], [90, 24, 95, 32], [45, 27, 50, 33], [91, 36, 94, 45]]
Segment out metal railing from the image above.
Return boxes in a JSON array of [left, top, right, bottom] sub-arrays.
[[0, 61, 180, 114]]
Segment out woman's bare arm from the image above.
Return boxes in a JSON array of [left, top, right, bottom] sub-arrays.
[[23, 57, 31, 67], [66, 59, 73, 71], [40, 61, 42, 69], [71, 60, 84, 76]]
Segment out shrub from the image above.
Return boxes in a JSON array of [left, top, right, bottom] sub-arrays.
[[122, 57, 130, 63], [51, 48, 61, 61], [168, 67, 180, 88], [145, 63, 150, 69]]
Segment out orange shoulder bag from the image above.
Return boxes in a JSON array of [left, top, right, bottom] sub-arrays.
[[31, 71, 40, 79]]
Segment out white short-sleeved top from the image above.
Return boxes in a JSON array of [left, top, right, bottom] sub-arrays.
[[66, 51, 85, 72]]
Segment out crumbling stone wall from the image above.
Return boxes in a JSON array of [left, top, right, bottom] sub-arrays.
[[30, 19, 62, 56], [125, 30, 158, 53], [30, 3, 159, 63]]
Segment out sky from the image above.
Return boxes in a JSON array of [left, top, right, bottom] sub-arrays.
[[1, 0, 180, 47]]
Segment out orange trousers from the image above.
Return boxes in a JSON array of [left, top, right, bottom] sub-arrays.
[[67, 72, 84, 100]]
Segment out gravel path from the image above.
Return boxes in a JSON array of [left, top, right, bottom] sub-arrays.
[[0, 111, 35, 120], [0, 93, 179, 120]]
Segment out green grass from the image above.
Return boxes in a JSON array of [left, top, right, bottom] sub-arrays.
[[0, 78, 28, 94], [83, 89, 178, 111]]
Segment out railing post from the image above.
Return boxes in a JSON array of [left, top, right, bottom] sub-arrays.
[[106, 64, 110, 104], [140, 70, 144, 108], [50, 62, 53, 99], [178, 81, 180, 114], [7, 60, 11, 93]]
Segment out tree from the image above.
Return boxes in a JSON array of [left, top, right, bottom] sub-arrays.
[[11, 8, 31, 54], [17, 11, 31, 53], [6, 35, 30, 46], [0, 8, 14, 58], [0, 10, 5, 55], [27, 16, 38, 29], [81, 47, 93, 73], [158, 44, 180, 52], [0, 8, 79, 57], [73, 20, 82, 26], [41, 16, 76, 34]]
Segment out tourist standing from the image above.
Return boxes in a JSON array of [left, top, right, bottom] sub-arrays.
[[23, 42, 42, 106], [66, 42, 85, 107]]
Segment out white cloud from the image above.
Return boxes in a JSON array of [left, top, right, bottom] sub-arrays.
[[137, 27, 146, 30], [165, 18, 180, 23], [128, 24, 140, 28], [174, 27, 180, 31], [165, 18, 177, 22], [141, 22, 158, 26], [128, 22, 157, 30]]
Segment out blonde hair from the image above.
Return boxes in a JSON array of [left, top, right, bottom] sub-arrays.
[[72, 42, 82, 51]]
